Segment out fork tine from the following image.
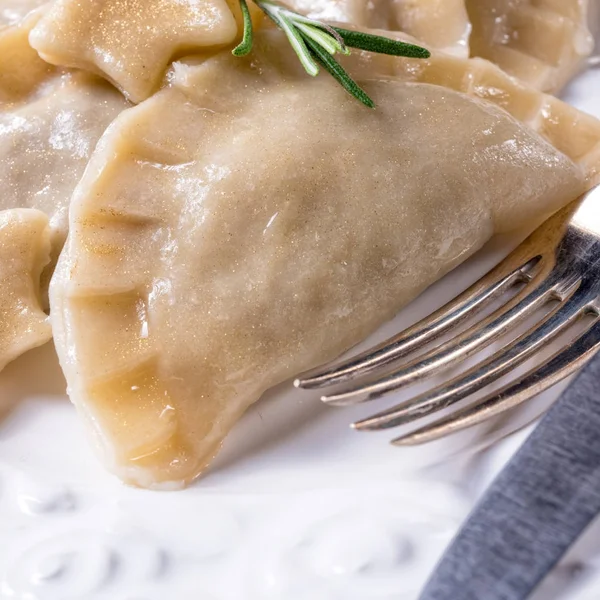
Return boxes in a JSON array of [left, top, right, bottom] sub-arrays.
[[321, 268, 577, 406], [390, 318, 600, 446], [295, 257, 540, 390], [354, 283, 587, 431]]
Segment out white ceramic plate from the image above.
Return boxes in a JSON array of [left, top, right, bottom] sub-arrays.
[[2, 67, 600, 600]]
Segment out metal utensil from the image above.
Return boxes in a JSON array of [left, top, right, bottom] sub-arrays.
[[419, 349, 600, 600], [295, 186, 600, 446]]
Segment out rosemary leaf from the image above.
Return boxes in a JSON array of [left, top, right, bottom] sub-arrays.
[[333, 27, 431, 59], [263, 7, 320, 76], [295, 22, 338, 55], [285, 12, 349, 53], [232, 0, 254, 56], [304, 36, 375, 108]]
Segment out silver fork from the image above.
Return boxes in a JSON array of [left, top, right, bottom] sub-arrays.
[[295, 186, 600, 446]]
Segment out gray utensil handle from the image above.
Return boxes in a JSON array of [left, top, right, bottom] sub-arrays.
[[419, 350, 600, 600]]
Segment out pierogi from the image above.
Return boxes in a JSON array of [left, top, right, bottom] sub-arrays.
[[0, 6, 127, 368], [465, 0, 596, 93], [50, 34, 586, 488], [0, 209, 51, 371], [0, 6, 128, 243], [0, 70, 128, 244]]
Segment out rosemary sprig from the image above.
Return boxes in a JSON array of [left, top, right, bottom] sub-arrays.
[[232, 0, 431, 107], [265, 5, 320, 76], [304, 35, 374, 108]]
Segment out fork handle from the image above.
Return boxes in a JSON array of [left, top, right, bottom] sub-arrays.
[[419, 350, 600, 600]]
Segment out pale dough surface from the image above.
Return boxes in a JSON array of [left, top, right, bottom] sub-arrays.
[[465, 0, 595, 93], [283, 0, 471, 56], [51, 34, 585, 488], [29, 0, 240, 102], [0, 208, 51, 372]]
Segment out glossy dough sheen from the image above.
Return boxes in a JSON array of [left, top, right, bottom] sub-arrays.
[[465, 0, 595, 93], [0, 209, 51, 372], [0, 72, 127, 243], [343, 29, 600, 186], [283, 0, 471, 56], [0, 10, 128, 246], [0, 9, 55, 105], [29, 0, 240, 103], [51, 36, 584, 489]]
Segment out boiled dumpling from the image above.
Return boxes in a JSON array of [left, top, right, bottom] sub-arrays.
[[343, 29, 600, 186], [0, 209, 51, 371], [0, 9, 128, 248], [465, 0, 596, 93], [283, 0, 471, 56], [50, 32, 585, 488], [0, 70, 128, 245], [0, 4, 127, 330], [29, 0, 242, 103]]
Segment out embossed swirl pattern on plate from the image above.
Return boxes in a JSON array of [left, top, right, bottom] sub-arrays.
[[239, 485, 469, 600], [1, 465, 473, 600]]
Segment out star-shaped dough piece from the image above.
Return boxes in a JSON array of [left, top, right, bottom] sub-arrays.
[[29, 0, 240, 103], [0, 209, 52, 372]]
